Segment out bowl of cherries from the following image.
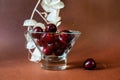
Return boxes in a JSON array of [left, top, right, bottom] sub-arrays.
[[29, 24, 81, 70]]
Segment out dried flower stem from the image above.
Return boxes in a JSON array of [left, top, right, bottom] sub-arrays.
[[36, 9, 49, 24], [30, 0, 41, 20], [30, 0, 49, 24]]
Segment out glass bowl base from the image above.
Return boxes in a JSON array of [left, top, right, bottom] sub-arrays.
[[40, 56, 67, 70]]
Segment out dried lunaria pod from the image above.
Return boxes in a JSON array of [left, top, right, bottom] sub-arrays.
[[41, 0, 64, 12], [33, 22, 45, 30], [23, 19, 37, 27], [46, 10, 61, 25], [30, 47, 42, 62]]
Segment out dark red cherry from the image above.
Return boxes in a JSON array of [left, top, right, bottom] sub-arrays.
[[52, 41, 61, 51], [54, 42, 67, 56], [54, 48, 65, 56], [54, 34, 60, 42], [59, 30, 74, 44], [41, 33, 55, 44], [42, 45, 53, 55], [33, 27, 43, 32], [37, 38, 46, 46], [32, 27, 43, 39], [45, 24, 57, 32], [83, 58, 96, 70]]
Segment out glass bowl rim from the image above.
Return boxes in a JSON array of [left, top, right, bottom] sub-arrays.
[[28, 30, 81, 35]]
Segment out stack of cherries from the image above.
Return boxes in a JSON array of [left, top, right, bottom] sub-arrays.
[[32, 24, 74, 56]]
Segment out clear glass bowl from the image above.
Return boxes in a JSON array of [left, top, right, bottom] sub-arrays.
[[27, 30, 81, 70]]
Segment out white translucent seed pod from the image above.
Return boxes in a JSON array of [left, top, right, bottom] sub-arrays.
[[23, 19, 37, 26], [33, 22, 45, 30]]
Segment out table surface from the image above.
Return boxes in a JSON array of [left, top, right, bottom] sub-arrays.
[[0, 0, 120, 80], [0, 40, 120, 80]]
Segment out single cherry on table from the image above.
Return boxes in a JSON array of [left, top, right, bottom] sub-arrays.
[[83, 58, 96, 70]]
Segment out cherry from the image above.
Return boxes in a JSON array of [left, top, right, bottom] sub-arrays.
[[54, 33, 60, 42], [41, 33, 55, 44], [83, 58, 96, 70], [33, 27, 43, 32], [54, 48, 65, 56], [32, 27, 43, 39], [42, 45, 53, 55], [52, 41, 61, 51], [37, 38, 46, 46], [45, 24, 57, 32], [53, 42, 67, 56], [59, 30, 74, 44]]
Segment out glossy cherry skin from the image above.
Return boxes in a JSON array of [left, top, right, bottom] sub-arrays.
[[59, 30, 74, 44], [33, 27, 43, 32], [41, 33, 55, 44], [42, 44, 53, 55], [83, 58, 96, 70], [37, 38, 46, 46], [52, 41, 61, 51], [54, 48, 65, 56], [53, 41, 67, 56], [32, 27, 43, 39], [45, 24, 57, 32]]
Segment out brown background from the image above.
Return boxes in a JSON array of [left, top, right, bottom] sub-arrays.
[[0, 0, 120, 80]]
